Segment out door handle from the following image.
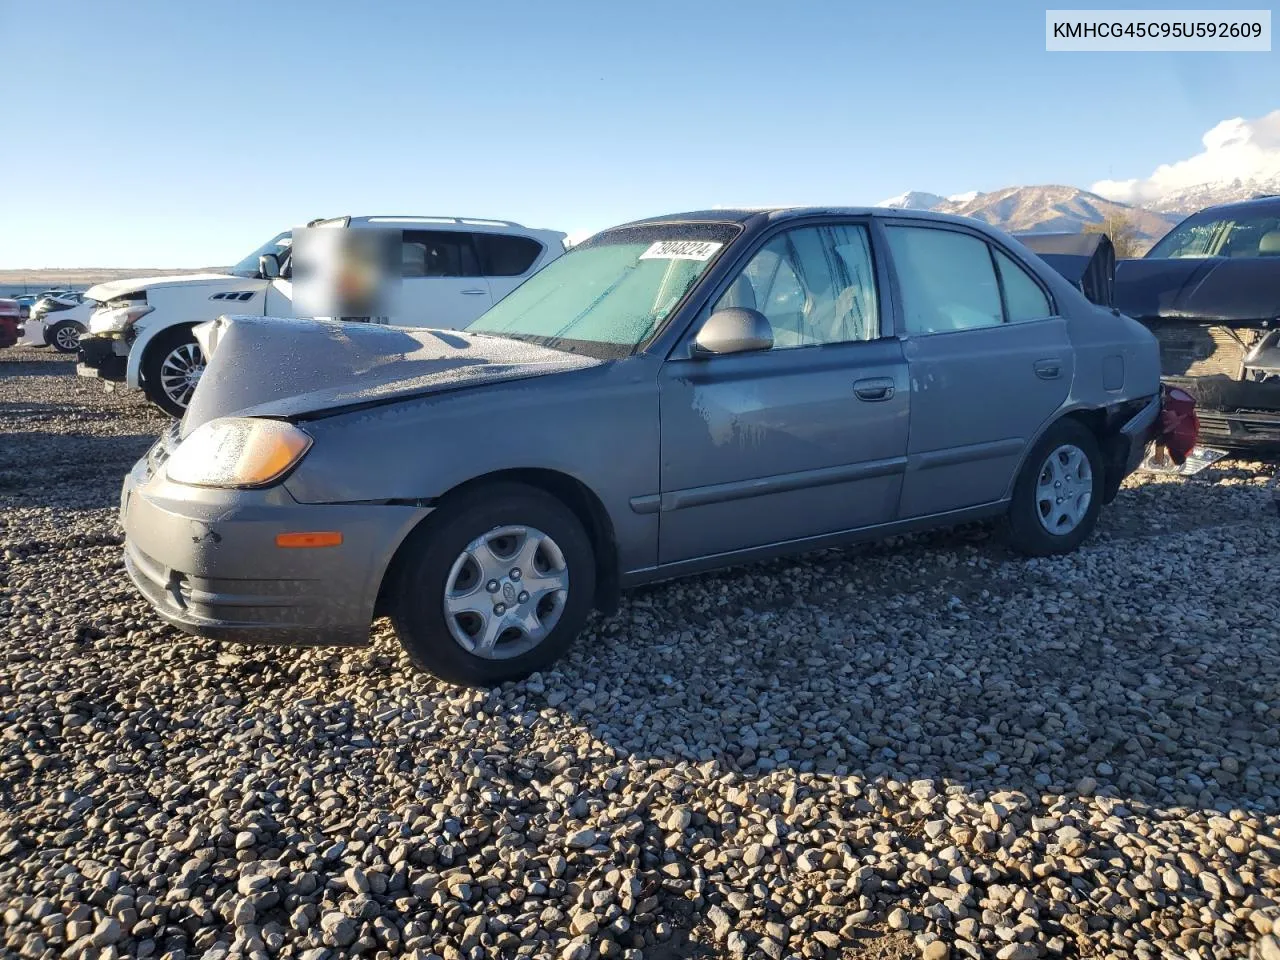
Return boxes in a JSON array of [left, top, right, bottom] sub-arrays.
[[460, 288, 487, 295], [1034, 359, 1062, 380], [854, 377, 895, 401]]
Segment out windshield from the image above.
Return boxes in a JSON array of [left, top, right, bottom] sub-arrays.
[[466, 222, 739, 357], [229, 231, 293, 277], [1147, 208, 1280, 259]]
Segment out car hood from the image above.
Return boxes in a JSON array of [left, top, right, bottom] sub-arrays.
[[1115, 257, 1280, 324], [183, 315, 601, 436], [85, 272, 240, 302]]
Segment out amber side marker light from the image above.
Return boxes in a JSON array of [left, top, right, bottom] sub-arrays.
[[275, 532, 344, 548]]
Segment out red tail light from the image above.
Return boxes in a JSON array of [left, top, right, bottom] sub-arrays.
[[1156, 385, 1198, 465]]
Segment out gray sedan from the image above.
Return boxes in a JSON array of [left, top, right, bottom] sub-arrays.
[[121, 207, 1171, 685]]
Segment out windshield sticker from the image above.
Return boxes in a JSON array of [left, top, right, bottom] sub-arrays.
[[639, 240, 723, 261]]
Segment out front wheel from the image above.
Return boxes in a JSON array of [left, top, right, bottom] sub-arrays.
[[390, 483, 596, 686], [142, 329, 205, 418], [1005, 419, 1104, 556], [46, 320, 84, 353]]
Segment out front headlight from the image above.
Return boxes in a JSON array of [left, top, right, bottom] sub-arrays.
[[91, 302, 153, 333], [165, 418, 312, 489]]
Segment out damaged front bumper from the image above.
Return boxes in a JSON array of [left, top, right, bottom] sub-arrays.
[[1144, 321, 1280, 452], [77, 334, 128, 382], [120, 437, 429, 647]]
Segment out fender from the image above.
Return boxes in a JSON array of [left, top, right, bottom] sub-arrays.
[[126, 320, 204, 389], [1002, 397, 1156, 504], [125, 282, 271, 388]]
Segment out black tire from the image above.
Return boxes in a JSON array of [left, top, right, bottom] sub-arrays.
[[390, 482, 596, 686], [141, 327, 204, 418], [45, 319, 84, 353], [1005, 419, 1104, 557]]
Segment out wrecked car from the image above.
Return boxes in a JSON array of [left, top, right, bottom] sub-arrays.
[[0, 299, 20, 349], [1117, 195, 1280, 451], [120, 207, 1184, 685]]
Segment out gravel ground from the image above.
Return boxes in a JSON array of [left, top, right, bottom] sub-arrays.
[[2, 344, 1279, 960]]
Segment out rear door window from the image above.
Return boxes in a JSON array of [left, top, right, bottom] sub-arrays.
[[993, 249, 1053, 321], [402, 230, 481, 278], [885, 226, 1003, 334]]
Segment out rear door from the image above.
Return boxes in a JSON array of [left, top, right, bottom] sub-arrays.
[[882, 222, 1073, 517], [399, 230, 492, 327], [657, 220, 909, 565], [475, 233, 550, 304]]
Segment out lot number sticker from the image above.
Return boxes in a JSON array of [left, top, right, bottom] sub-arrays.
[[639, 240, 724, 261]]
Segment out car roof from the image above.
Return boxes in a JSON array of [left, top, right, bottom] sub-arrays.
[[343, 215, 566, 238], [614, 206, 994, 231]]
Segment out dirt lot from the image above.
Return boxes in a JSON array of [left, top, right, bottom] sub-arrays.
[[1, 345, 1278, 960]]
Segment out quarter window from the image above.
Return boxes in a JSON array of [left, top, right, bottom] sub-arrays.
[[475, 233, 543, 277], [712, 223, 879, 348], [885, 226, 1003, 335], [994, 249, 1052, 321]]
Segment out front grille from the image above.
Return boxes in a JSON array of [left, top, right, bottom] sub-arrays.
[[1150, 325, 1264, 379]]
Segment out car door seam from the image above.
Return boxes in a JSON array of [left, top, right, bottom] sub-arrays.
[[907, 437, 1025, 472], [636, 456, 907, 514]]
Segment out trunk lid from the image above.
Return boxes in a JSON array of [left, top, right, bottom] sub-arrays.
[[1015, 232, 1115, 307]]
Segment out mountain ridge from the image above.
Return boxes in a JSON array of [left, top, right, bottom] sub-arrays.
[[877, 174, 1280, 247], [877, 184, 1181, 247]]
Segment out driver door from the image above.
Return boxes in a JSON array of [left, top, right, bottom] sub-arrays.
[[656, 221, 909, 566]]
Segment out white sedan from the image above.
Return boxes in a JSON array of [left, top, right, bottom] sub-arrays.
[[22, 296, 91, 352]]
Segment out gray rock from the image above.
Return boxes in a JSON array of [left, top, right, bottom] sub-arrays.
[[0, 349, 1277, 960], [92, 918, 123, 946]]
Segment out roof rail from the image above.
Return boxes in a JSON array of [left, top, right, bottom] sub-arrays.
[[357, 215, 526, 228]]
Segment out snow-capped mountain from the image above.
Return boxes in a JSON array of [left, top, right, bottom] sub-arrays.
[[875, 185, 1180, 245], [876, 191, 947, 210], [940, 185, 1179, 240], [1143, 174, 1280, 214], [877, 189, 981, 209], [879, 112, 1280, 238]]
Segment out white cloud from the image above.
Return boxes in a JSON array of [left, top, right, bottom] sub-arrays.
[[1092, 110, 1280, 204]]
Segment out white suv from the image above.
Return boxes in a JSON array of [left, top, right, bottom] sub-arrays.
[[77, 216, 566, 416]]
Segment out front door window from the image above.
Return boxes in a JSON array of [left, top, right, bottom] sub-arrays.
[[712, 223, 880, 348]]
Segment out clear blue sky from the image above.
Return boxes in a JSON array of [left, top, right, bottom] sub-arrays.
[[1, 0, 1276, 267]]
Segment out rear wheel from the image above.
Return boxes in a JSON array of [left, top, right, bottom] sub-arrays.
[[390, 483, 595, 686], [142, 328, 205, 418], [1006, 419, 1104, 556], [46, 320, 84, 353]]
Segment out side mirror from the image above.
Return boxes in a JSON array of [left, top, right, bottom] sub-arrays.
[[692, 308, 773, 357], [259, 253, 281, 279]]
